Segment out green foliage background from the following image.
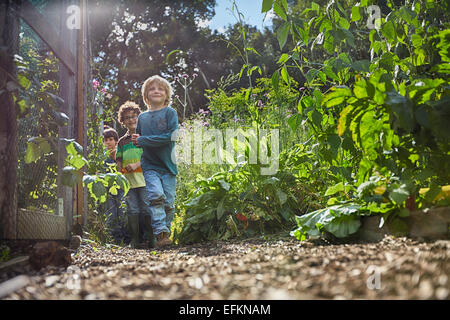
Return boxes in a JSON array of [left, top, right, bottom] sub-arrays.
[[174, 0, 450, 243], [11, 0, 450, 245]]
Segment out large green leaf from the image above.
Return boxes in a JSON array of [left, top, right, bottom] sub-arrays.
[[271, 70, 280, 91], [296, 26, 309, 46], [103, 173, 117, 187], [323, 31, 335, 54], [64, 139, 83, 156], [25, 137, 51, 163], [273, 1, 287, 21], [311, 2, 320, 13], [388, 183, 410, 204], [277, 53, 290, 65], [69, 155, 88, 170], [322, 65, 338, 81], [338, 17, 350, 30], [91, 181, 107, 202], [288, 113, 302, 132], [351, 6, 361, 21], [382, 20, 396, 43], [323, 86, 351, 107], [262, 0, 274, 13], [337, 105, 354, 136], [277, 21, 290, 49], [359, 110, 383, 160], [325, 216, 361, 238], [353, 79, 373, 99], [325, 182, 345, 196], [294, 204, 363, 239], [295, 208, 333, 231], [281, 65, 290, 85], [398, 6, 416, 25], [115, 173, 130, 195]]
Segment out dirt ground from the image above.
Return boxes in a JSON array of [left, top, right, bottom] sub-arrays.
[[1, 235, 449, 300]]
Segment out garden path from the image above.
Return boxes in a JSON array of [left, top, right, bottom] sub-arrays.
[[2, 235, 449, 300]]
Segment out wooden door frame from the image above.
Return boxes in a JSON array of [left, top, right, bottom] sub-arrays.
[[1, 0, 88, 240]]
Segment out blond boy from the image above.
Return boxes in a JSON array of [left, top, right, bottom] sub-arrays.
[[132, 75, 178, 247]]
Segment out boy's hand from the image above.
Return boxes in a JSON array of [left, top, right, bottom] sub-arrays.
[[131, 133, 140, 146], [107, 148, 116, 158], [125, 162, 139, 172]]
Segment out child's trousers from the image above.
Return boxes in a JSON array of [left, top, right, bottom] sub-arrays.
[[104, 189, 128, 243], [125, 186, 153, 243], [142, 169, 176, 236]]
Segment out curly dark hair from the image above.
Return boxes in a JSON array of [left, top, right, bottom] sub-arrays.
[[118, 101, 142, 125]]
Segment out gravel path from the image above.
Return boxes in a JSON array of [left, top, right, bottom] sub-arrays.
[[2, 235, 449, 300]]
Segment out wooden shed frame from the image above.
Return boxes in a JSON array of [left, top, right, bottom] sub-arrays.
[[1, 0, 89, 240]]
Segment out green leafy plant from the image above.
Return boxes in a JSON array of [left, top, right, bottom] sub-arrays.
[[175, 161, 297, 244], [260, 0, 450, 241]]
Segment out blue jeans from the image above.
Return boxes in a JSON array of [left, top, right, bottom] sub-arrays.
[[125, 187, 151, 217], [142, 169, 176, 235]]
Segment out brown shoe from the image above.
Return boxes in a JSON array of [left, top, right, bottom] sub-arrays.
[[156, 232, 172, 248]]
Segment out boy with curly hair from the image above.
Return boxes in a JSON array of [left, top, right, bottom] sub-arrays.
[[132, 75, 178, 248], [116, 101, 155, 248]]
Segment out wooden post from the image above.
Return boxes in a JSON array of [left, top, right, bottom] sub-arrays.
[[76, 0, 84, 227], [82, 0, 89, 227], [0, 0, 20, 239], [76, 0, 88, 228], [58, 0, 77, 239]]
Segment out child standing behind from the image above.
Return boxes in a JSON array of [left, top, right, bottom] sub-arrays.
[[132, 75, 178, 248], [116, 101, 156, 249], [103, 126, 128, 244]]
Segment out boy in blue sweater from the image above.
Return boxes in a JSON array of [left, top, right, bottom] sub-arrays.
[[132, 75, 178, 248]]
